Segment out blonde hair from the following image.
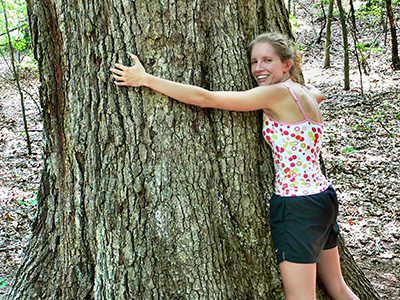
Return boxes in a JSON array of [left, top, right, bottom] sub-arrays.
[[249, 32, 303, 84]]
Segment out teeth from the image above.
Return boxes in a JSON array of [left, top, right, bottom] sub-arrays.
[[258, 75, 268, 79]]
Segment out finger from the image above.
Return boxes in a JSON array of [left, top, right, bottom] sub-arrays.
[[129, 53, 137, 61], [110, 68, 124, 75], [129, 53, 142, 66], [114, 63, 127, 70], [111, 68, 125, 76], [112, 73, 122, 80], [114, 79, 128, 86]]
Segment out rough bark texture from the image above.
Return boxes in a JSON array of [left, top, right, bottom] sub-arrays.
[[324, 0, 335, 68], [7, 0, 380, 299], [336, 0, 350, 90], [386, 0, 400, 70]]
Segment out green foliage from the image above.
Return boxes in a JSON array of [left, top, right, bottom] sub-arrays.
[[356, 42, 382, 65], [0, 0, 31, 55], [342, 147, 359, 153], [356, 0, 386, 25], [0, 278, 9, 288], [289, 14, 300, 29], [18, 199, 38, 206]]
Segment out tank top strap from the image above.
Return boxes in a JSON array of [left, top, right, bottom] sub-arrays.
[[282, 83, 309, 121]]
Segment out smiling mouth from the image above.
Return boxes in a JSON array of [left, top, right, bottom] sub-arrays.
[[257, 75, 269, 80]]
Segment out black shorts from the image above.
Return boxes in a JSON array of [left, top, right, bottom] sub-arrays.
[[270, 185, 339, 264]]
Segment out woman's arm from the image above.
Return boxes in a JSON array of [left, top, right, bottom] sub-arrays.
[[305, 84, 324, 103], [110, 54, 279, 112]]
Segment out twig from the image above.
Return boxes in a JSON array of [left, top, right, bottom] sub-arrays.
[[22, 88, 41, 114], [377, 119, 394, 137], [0, 23, 29, 38]]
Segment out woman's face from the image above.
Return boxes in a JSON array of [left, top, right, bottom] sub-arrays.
[[250, 42, 292, 86]]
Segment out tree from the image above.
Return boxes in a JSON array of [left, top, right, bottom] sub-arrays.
[[348, 0, 365, 97], [324, 0, 335, 68], [1, 0, 31, 154], [7, 0, 381, 299], [386, 0, 400, 70], [336, 0, 350, 90]]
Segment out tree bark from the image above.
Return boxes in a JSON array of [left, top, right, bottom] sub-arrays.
[[386, 0, 400, 70], [7, 0, 380, 299], [324, 0, 335, 68], [336, 0, 350, 90]]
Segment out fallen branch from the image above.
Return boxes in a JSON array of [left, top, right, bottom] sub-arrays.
[[377, 119, 394, 137]]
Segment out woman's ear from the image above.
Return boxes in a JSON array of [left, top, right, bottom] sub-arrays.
[[284, 59, 294, 72]]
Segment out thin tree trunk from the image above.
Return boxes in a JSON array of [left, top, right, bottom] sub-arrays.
[[349, 0, 364, 97], [1, 0, 31, 155], [386, 0, 400, 69], [337, 0, 350, 90], [324, 0, 335, 68]]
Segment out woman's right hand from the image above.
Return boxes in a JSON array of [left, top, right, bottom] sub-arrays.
[[110, 54, 148, 87]]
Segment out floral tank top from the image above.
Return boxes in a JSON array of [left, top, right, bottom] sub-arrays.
[[262, 83, 330, 197]]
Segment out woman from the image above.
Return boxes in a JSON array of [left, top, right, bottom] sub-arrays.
[[110, 32, 359, 300]]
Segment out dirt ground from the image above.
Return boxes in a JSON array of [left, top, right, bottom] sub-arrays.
[[294, 1, 400, 298], [0, 2, 399, 299]]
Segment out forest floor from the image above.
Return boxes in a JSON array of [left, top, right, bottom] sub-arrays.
[[294, 1, 400, 298], [0, 2, 400, 299]]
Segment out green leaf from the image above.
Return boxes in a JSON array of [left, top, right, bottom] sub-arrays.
[[342, 147, 359, 153], [0, 278, 9, 288], [18, 199, 38, 206]]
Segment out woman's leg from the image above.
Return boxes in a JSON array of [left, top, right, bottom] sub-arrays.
[[279, 261, 317, 300], [317, 246, 359, 300]]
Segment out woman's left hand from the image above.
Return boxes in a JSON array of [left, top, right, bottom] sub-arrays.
[[110, 54, 147, 87]]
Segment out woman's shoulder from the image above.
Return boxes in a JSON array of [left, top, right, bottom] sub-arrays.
[[254, 83, 292, 99]]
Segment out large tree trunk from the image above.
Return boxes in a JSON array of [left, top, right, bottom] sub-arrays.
[[7, 0, 380, 299]]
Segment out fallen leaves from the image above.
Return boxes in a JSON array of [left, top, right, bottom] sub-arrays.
[[0, 64, 41, 296]]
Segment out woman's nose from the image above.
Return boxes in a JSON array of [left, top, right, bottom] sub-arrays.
[[255, 62, 263, 71]]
